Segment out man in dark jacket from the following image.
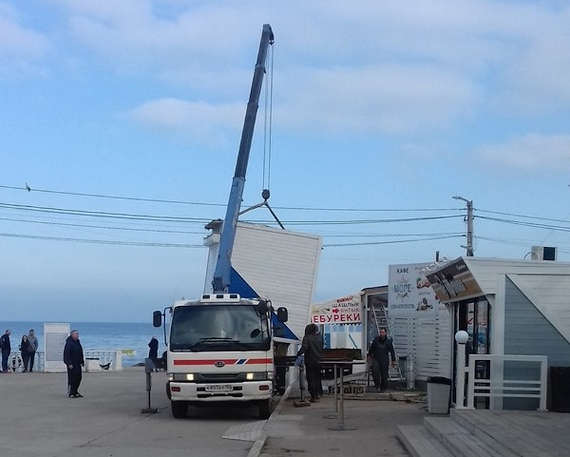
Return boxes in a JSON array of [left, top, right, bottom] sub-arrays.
[[1, 330, 11, 373], [298, 324, 323, 402], [368, 328, 396, 392], [148, 336, 159, 370], [28, 329, 39, 372], [63, 330, 84, 398]]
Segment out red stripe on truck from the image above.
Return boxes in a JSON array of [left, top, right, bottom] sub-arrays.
[[173, 359, 237, 366], [246, 358, 272, 364]]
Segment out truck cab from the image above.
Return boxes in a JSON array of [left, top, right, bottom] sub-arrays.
[[154, 294, 287, 419]]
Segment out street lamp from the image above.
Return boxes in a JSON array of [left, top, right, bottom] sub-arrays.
[[452, 195, 474, 257]]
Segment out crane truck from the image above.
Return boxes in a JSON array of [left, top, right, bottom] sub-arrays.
[[153, 24, 291, 419]]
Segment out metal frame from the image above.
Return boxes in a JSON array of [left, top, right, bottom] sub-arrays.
[[465, 354, 548, 411]]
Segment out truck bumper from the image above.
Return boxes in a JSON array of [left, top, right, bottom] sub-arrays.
[[169, 381, 272, 402]]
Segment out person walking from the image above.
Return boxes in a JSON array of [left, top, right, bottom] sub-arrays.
[[1, 330, 11, 373], [298, 324, 323, 402], [27, 329, 39, 372], [63, 330, 84, 398], [19, 335, 32, 372], [368, 328, 397, 392]]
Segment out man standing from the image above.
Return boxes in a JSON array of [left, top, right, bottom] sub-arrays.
[[299, 324, 323, 402], [28, 329, 39, 373], [1, 330, 11, 373], [368, 328, 397, 392], [148, 336, 159, 370], [63, 330, 84, 398]]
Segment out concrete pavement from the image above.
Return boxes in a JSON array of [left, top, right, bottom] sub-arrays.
[[261, 395, 427, 457], [0, 368, 259, 457]]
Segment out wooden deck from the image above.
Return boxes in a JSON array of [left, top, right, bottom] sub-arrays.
[[398, 409, 570, 457]]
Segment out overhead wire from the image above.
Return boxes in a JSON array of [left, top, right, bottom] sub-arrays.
[[0, 201, 463, 225], [477, 215, 570, 233], [0, 216, 207, 235], [0, 184, 463, 213], [323, 234, 464, 248], [0, 232, 205, 248]]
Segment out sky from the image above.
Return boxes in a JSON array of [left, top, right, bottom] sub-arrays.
[[1, 0, 570, 322]]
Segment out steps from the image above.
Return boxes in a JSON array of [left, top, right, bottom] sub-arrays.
[[397, 425, 454, 457], [398, 414, 520, 457]]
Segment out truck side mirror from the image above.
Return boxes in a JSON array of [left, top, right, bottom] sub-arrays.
[[277, 307, 288, 323], [153, 311, 162, 328]]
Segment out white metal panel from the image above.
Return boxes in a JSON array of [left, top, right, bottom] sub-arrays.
[[508, 273, 570, 344], [464, 257, 570, 296], [203, 222, 322, 340], [232, 223, 321, 340]]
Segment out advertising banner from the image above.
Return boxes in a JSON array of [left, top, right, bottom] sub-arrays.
[[388, 263, 442, 316], [425, 258, 482, 302], [310, 293, 362, 324]]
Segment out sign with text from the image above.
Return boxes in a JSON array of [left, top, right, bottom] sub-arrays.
[[310, 293, 362, 324], [388, 263, 442, 316]]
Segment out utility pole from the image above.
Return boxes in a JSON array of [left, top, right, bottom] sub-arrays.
[[452, 195, 474, 256]]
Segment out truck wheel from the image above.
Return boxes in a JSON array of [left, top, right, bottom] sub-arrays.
[[258, 399, 272, 419], [171, 401, 187, 419]]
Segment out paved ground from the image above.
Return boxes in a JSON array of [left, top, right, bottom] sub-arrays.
[[262, 395, 426, 457], [0, 368, 259, 457]]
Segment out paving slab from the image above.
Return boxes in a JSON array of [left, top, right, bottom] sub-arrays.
[[261, 394, 427, 457], [0, 369, 256, 457]]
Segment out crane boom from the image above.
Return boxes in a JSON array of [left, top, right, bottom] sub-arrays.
[[212, 24, 274, 293]]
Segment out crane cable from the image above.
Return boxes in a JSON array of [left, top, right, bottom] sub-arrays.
[[262, 42, 274, 192]]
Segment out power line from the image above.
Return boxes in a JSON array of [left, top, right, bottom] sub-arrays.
[[477, 215, 570, 233], [0, 201, 463, 226], [0, 217, 207, 235], [477, 208, 570, 225], [0, 232, 206, 248], [323, 234, 463, 247], [319, 231, 463, 238], [0, 184, 463, 213]]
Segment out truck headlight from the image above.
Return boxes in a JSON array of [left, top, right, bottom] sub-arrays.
[[186, 373, 195, 381], [245, 372, 271, 381]]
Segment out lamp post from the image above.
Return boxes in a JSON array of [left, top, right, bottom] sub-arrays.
[[452, 195, 474, 257], [454, 330, 469, 409]]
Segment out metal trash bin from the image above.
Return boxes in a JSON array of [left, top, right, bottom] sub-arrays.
[[427, 376, 451, 414]]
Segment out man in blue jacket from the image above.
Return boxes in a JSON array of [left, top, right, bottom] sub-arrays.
[[63, 330, 84, 398]]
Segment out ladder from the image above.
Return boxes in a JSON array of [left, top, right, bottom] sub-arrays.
[[370, 303, 405, 382]]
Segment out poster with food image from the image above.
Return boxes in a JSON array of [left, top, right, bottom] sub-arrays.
[[388, 263, 441, 316]]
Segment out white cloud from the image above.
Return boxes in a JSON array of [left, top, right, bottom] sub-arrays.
[[127, 98, 243, 145], [0, 3, 50, 59], [478, 134, 570, 172], [50, 0, 570, 133]]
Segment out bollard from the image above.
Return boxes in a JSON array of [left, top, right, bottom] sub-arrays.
[[141, 358, 159, 414], [406, 357, 415, 390], [328, 362, 356, 431]]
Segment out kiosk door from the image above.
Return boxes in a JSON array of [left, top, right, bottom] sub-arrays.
[[454, 298, 490, 407]]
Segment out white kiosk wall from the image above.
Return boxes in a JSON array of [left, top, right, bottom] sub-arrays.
[[43, 323, 70, 372]]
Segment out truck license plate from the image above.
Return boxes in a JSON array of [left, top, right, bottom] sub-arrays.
[[205, 384, 233, 392]]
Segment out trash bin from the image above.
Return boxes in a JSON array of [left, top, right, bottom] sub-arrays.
[[427, 376, 451, 414]]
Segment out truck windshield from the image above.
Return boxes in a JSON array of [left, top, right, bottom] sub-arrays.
[[170, 305, 270, 352]]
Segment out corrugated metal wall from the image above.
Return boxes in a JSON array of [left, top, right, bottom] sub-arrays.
[[504, 277, 570, 367]]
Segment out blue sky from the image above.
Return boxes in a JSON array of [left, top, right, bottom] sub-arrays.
[[1, 0, 570, 322]]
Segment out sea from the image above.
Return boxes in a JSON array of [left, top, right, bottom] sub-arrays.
[[0, 322, 162, 366]]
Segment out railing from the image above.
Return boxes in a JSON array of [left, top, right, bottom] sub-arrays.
[[466, 354, 548, 411], [5, 350, 126, 372]]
